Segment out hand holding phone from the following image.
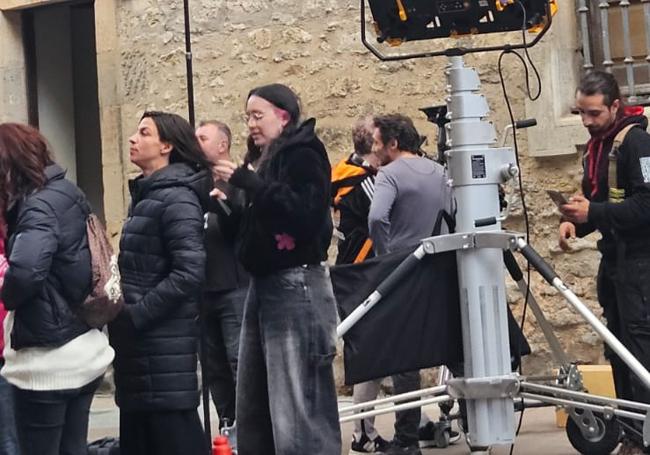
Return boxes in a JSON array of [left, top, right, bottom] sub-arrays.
[[547, 190, 569, 208]]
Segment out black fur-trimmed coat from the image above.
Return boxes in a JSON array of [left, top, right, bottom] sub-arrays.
[[230, 119, 333, 276]]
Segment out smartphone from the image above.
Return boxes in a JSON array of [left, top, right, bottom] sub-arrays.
[[547, 190, 569, 208]]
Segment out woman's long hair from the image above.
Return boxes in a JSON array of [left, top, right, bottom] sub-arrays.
[[0, 123, 54, 211], [243, 84, 302, 169], [141, 111, 211, 171]]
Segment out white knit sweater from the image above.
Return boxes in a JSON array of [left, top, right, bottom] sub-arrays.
[[1, 311, 114, 391]]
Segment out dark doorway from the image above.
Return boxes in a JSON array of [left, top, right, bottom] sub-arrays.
[[23, 0, 104, 219]]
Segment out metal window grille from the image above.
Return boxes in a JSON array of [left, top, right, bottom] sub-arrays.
[[578, 0, 650, 105]]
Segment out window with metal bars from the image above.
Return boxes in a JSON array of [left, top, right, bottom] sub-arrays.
[[578, 0, 650, 105]]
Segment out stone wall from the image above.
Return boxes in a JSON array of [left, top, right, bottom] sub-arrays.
[[506, 151, 605, 375], [103, 1, 606, 379], [0, 10, 28, 123], [0, 0, 603, 381], [115, 2, 536, 164]]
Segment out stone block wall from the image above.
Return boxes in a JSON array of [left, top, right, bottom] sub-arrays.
[[0, 10, 27, 123], [0, 0, 604, 380], [111, 0, 605, 379]]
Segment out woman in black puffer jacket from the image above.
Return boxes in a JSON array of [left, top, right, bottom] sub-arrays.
[[0, 123, 114, 455], [109, 112, 211, 455]]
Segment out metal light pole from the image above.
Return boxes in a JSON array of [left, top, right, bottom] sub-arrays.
[[182, 5, 210, 447], [444, 56, 518, 451], [183, 0, 196, 127]]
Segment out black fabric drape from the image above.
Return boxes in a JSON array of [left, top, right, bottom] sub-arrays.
[[331, 247, 530, 385]]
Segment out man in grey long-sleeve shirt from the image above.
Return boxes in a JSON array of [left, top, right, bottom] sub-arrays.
[[366, 114, 454, 455], [369, 115, 453, 255]]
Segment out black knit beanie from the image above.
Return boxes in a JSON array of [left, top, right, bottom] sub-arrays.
[[247, 83, 301, 124]]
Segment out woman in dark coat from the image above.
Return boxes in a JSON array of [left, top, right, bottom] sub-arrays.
[[214, 84, 341, 455], [0, 219, 16, 455], [0, 123, 114, 455], [109, 112, 211, 455]]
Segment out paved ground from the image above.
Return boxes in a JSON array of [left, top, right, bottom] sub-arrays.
[[88, 394, 611, 454]]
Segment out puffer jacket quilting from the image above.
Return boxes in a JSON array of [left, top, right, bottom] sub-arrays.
[[2, 164, 91, 350], [109, 162, 208, 412]]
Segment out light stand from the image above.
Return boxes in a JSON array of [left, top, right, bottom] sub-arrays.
[[444, 55, 518, 449]]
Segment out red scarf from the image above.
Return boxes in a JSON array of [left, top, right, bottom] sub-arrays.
[[585, 106, 644, 197]]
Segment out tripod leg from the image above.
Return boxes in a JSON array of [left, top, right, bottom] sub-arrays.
[[503, 250, 572, 367], [435, 366, 456, 420], [517, 238, 650, 391]]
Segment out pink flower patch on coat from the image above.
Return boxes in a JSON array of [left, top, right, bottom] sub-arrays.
[[275, 233, 296, 251]]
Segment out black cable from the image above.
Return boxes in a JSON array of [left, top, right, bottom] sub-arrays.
[[516, 1, 543, 102], [500, 49, 530, 455], [498, 50, 532, 321]]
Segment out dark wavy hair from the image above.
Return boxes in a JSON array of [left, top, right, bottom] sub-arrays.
[[141, 111, 211, 170], [373, 114, 421, 154], [243, 84, 302, 168], [0, 123, 54, 211], [577, 70, 621, 108]]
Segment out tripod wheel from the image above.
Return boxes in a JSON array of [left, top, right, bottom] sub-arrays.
[[566, 413, 621, 455]]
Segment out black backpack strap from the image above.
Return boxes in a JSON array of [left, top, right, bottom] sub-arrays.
[[431, 209, 456, 237]]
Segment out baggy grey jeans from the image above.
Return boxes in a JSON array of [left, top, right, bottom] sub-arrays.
[[236, 264, 342, 455]]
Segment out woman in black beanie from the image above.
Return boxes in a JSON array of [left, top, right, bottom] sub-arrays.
[[214, 84, 340, 454]]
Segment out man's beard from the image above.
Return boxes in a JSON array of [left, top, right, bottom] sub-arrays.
[[587, 125, 603, 136], [588, 119, 615, 137], [378, 150, 391, 165]]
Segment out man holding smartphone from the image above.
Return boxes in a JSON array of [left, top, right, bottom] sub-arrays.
[[559, 71, 650, 455]]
